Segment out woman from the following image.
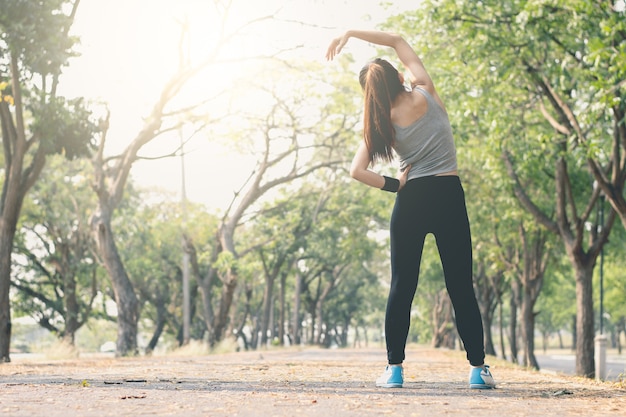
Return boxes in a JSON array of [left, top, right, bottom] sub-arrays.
[[326, 30, 495, 389]]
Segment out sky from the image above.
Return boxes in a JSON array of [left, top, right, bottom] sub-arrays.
[[59, 0, 417, 211]]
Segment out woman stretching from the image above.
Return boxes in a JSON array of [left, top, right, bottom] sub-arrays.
[[326, 30, 495, 389]]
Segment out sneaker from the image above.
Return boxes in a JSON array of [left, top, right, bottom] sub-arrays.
[[469, 365, 496, 389], [376, 365, 403, 388]]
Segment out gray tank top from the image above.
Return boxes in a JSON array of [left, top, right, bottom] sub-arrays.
[[393, 87, 457, 180]]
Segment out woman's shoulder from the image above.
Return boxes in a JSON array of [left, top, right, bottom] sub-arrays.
[[410, 88, 429, 109], [411, 84, 435, 98], [411, 84, 447, 113]]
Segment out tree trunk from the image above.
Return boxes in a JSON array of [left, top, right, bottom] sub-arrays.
[[278, 272, 286, 345], [291, 272, 302, 345], [473, 261, 501, 357], [341, 317, 350, 347], [617, 318, 625, 355], [212, 272, 237, 344], [0, 226, 15, 362], [188, 238, 216, 345], [92, 210, 139, 356], [508, 287, 519, 363], [250, 315, 259, 349], [517, 224, 547, 370], [482, 311, 497, 357], [269, 293, 276, 343], [259, 273, 275, 346], [313, 278, 335, 345], [146, 304, 167, 354], [62, 274, 80, 345], [198, 283, 216, 345], [571, 315, 576, 351], [195, 222, 240, 346], [431, 289, 456, 349], [307, 308, 315, 345], [0, 66, 46, 361], [498, 301, 506, 360], [60, 242, 81, 345], [315, 301, 323, 345], [232, 283, 252, 350], [520, 287, 539, 369], [574, 263, 595, 377]]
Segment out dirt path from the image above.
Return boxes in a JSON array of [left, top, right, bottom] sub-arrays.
[[1, 346, 624, 416]]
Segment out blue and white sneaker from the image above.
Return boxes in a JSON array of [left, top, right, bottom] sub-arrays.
[[469, 365, 496, 389], [376, 365, 403, 388]]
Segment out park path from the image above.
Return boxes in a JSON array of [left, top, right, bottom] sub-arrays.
[[1, 345, 624, 416]]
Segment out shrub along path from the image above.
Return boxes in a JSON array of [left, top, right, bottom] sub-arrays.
[[1, 345, 624, 416]]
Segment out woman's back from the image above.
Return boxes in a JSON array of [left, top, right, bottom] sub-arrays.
[[391, 89, 429, 128], [392, 87, 457, 180]]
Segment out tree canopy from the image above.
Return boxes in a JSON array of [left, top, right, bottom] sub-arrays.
[[2, 0, 625, 379]]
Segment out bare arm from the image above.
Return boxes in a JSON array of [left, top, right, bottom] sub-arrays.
[[326, 30, 435, 92], [350, 142, 410, 191]]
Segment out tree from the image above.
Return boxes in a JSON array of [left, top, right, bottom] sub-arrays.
[[87, 1, 283, 356], [116, 191, 216, 353], [473, 256, 504, 357], [601, 221, 626, 352], [189, 60, 357, 347], [497, 222, 552, 369], [254, 192, 322, 347], [11, 157, 102, 346], [499, 60, 618, 380], [297, 181, 386, 346], [388, 0, 624, 378], [0, 0, 97, 362], [535, 258, 576, 351]]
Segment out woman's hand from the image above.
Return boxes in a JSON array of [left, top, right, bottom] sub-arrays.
[[398, 164, 411, 191], [326, 32, 350, 61]]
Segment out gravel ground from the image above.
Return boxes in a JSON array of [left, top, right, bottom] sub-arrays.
[[1, 345, 625, 416]]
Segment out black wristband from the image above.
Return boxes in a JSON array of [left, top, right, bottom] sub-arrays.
[[381, 176, 400, 192]]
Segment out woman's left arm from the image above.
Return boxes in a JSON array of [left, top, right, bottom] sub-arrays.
[[349, 142, 410, 192]]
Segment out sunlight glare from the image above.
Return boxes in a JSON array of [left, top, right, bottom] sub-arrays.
[[61, 0, 414, 210]]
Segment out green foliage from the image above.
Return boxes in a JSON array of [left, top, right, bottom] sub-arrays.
[[115, 188, 219, 345], [409, 235, 446, 343], [536, 257, 576, 336], [238, 167, 393, 347], [0, 0, 77, 76], [12, 155, 106, 338], [213, 251, 237, 276], [6, 0, 626, 356], [383, 0, 625, 359], [0, 0, 98, 160], [601, 223, 626, 330], [29, 96, 98, 159]]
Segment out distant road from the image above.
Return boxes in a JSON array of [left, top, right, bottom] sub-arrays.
[[535, 352, 626, 381]]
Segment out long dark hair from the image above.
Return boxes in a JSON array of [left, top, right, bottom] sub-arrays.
[[358, 58, 404, 163]]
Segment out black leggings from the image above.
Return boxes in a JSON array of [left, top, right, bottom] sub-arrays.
[[386, 175, 485, 366]]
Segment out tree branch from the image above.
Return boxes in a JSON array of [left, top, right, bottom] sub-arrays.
[[502, 149, 559, 234]]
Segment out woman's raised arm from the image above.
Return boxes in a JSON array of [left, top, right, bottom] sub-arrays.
[[326, 30, 434, 91]]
